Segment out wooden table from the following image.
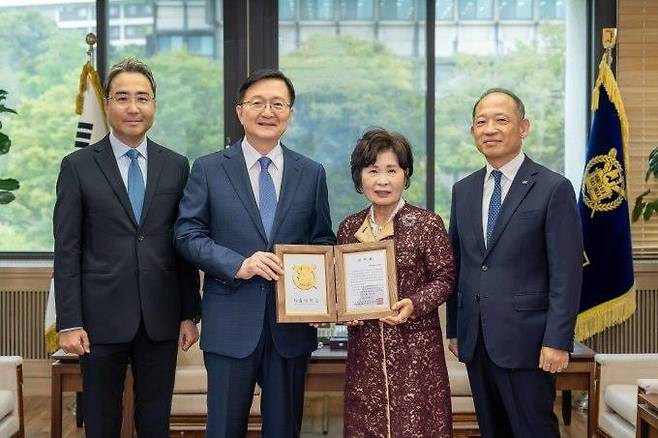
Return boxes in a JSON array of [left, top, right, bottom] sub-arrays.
[[637, 392, 658, 438], [556, 342, 597, 438], [51, 351, 134, 438], [307, 342, 597, 437]]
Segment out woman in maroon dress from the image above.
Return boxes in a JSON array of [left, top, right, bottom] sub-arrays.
[[339, 128, 455, 437]]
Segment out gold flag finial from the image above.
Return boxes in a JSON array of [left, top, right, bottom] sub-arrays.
[[85, 33, 97, 66], [602, 28, 617, 49], [602, 28, 617, 66]]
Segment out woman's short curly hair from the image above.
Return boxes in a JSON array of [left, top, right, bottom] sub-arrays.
[[350, 127, 414, 193]]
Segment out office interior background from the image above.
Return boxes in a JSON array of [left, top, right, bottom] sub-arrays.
[[0, 0, 656, 436]]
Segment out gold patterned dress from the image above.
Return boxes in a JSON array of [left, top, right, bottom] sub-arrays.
[[338, 203, 455, 437]]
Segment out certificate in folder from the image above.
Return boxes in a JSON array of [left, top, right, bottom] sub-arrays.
[[274, 241, 399, 323]]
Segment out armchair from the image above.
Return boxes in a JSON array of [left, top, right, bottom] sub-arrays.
[[0, 356, 24, 438], [595, 353, 658, 438]]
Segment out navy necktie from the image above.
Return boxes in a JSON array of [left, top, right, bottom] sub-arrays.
[[258, 157, 277, 241], [487, 170, 503, 246], [126, 149, 145, 222]]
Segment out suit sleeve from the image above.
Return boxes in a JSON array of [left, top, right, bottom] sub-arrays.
[[53, 157, 84, 331], [174, 158, 246, 288], [445, 185, 460, 339], [407, 214, 455, 319], [542, 179, 583, 352], [309, 164, 336, 245], [175, 159, 201, 320]]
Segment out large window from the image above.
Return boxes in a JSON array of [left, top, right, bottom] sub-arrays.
[[435, 0, 571, 217], [109, 0, 223, 162], [0, 3, 97, 251], [0, 0, 223, 252], [277, 0, 584, 227], [279, 0, 427, 229]]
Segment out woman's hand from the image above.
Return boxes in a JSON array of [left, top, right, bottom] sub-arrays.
[[380, 298, 414, 326], [343, 320, 364, 327]]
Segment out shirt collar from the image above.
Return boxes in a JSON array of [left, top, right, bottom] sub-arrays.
[[485, 150, 525, 183], [109, 131, 148, 160], [241, 137, 283, 171], [368, 198, 406, 227]]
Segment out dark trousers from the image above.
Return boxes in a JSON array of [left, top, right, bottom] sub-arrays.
[[466, 325, 559, 438], [79, 322, 178, 438], [204, 312, 310, 438]]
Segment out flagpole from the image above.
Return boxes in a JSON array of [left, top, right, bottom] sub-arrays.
[[86, 32, 97, 68]]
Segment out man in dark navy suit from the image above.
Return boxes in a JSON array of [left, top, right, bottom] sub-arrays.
[[175, 69, 335, 437], [446, 88, 583, 437], [54, 57, 200, 438]]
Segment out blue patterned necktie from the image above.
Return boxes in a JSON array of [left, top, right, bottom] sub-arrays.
[[486, 170, 503, 247], [126, 149, 145, 223], [258, 157, 277, 241]]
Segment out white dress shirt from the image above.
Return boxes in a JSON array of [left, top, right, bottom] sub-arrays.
[[482, 150, 526, 246], [109, 131, 148, 189], [241, 138, 284, 204]]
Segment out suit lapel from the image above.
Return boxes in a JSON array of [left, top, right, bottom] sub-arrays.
[[269, 145, 303, 243], [470, 167, 487, 256], [92, 135, 138, 227], [221, 142, 268, 243], [484, 157, 538, 258], [139, 139, 166, 225]]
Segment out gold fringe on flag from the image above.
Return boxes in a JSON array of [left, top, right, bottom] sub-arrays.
[[575, 286, 636, 342], [75, 61, 106, 116], [45, 325, 58, 353]]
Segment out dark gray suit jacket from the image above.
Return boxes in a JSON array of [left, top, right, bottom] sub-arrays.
[[446, 156, 583, 369], [53, 135, 200, 344]]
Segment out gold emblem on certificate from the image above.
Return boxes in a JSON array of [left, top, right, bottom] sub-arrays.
[[292, 264, 317, 290]]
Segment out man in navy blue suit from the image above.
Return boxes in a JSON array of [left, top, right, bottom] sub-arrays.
[[446, 88, 583, 437], [175, 69, 335, 437]]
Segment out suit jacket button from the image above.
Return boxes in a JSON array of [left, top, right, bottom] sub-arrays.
[[475, 294, 480, 302], [137, 235, 145, 242], [481, 265, 488, 271]]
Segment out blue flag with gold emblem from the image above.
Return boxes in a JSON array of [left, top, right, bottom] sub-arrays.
[[576, 55, 636, 341]]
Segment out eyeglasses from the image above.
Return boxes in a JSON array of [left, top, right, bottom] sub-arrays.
[[106, 93, 155, 107], [239, 99, 291, 113]]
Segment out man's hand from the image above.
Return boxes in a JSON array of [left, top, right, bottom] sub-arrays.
[[448, 338, 459, 358], [179, 320, 199, 352], [380, 298, 414, 326], [236, 251, 283, 281], [539, 346, 570, 373], [59, 329, 90, 355]]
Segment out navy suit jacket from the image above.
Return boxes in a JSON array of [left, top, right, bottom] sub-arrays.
[[446, 156, 583, 369], [174, 141, 336, 359], [53, 135, 200, 343]]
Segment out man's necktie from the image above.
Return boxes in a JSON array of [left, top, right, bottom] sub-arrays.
[[126, 149, 145, 223], [258, 157, 277, 241], [486, 169, 503, 247]]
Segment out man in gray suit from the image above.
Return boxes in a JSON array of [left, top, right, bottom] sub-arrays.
[[446, 88, 583, 437]]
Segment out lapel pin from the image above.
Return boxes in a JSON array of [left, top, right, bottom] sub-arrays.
[[521, 180, 528, 185]]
